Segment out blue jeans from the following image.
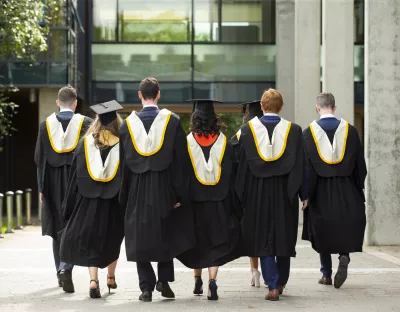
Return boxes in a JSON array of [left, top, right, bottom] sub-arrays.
[[260, 256, 291, 291], [319, 253, 350, 278], [53, 239, 73, 272]]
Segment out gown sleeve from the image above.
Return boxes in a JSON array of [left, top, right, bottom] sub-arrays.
[[353, 129, 367, 198], [234, 143, 249, 204], [298, 137, 309, 201], [228, 144, 242, 220], [62, 154, 79, 222], [34, 123, 45, 192], [171, 121, 190, 206], [287, 127, 306, 201], [118, 123, 129, 214]]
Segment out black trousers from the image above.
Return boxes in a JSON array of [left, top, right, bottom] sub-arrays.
[[53, 238, 73, 272], [320, 253, 350, 277], [137, 261, 175, 292]]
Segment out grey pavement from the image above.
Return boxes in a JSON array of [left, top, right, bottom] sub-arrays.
[[1, 226, 400, 311]]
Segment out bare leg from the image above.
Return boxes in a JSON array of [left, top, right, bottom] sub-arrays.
[[208, 266, 218, 280], [250, 257, 259, 270], [107, 259, 118, 286], [88, 267, 99, 289]]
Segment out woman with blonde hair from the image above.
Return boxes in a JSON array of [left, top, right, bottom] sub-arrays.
[[60, 101, 125, 298]]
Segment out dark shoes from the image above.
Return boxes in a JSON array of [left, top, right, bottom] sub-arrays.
[[58, 270, 75, 293], [265, 289, 279, 301], [156, 281, 175, 299], [318, 276, 333, 285], [89, 280, 101, 299], [334, 255, 350, 289], [207, 279, 218, 301], [278, 285, 286, 295], [139, 291, 152, 302], [57, 272, 63, 287], [193, 276, 203, 295]]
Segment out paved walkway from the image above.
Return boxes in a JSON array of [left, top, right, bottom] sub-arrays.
[[1, 226, 400, 311]]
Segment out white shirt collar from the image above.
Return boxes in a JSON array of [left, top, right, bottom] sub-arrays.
[[142, 104, 158, 108], [59, 108, 74, 113], [320, 114, 336, 119], [264, 113, 279, 117]]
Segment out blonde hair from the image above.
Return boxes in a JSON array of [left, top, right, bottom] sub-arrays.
[[260, 88, 283, 114], [85, 114, 123, 149]]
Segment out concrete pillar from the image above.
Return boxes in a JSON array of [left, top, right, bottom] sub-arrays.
[[365, 0, 400, 245], [276, 0, 295, 121], [38, 88, 58, 123], [321, 0, 354, 123], [294, 0, 321, 129]]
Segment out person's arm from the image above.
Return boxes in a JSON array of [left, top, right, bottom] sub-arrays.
[[62, 154, 79, 222], [34, 123, 44, 198], [299, 137, 309, 206], [353, 128, 367, 197]]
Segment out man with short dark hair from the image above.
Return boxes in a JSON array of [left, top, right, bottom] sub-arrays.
[[302, 92, 367, 289], [35, 86, 93, 293], [119, 77, 195, 302]]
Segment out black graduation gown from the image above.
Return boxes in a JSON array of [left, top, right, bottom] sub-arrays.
[[119, 113, 196, 262], [302, 124, 367, 254], [34, 116, 93, 240], [177, 136, 241, 269], [235, 121, 305, 257], [60, 140, 124, 268]]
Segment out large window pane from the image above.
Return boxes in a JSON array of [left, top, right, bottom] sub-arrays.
[[92, 44, 192, 81], [51, 30, 68, 61], [194, 82, 275, 103], [194, 0, 219, 41], [354, 0, 364, 44], [93, 0, 117, 41], [119, 0, 192, 42], [93, 82, 192, 104], [194, 44, 275, 81], [354, 45, 364, 82]]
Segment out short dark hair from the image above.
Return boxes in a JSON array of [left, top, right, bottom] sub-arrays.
[[189, 111, 226, 137], [58, 86, 77, 108], [139, 77, 160, 100], [317, 92, 335, 109]]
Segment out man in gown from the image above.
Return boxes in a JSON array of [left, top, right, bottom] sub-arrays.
[[119, 77, 195, 302], [34, 86, 93, 293], [235, 89, 307, 301], [302, 92, 367, 289]]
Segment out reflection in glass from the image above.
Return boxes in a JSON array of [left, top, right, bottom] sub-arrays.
[[194, 0, 219, 41], [194, 44, 275, 81], [92, 44, 192, 81], [51, 30, 68, 60], [354, 45, 364, 82], [354, 0, 364, 44], [93, 0, 117, 41], [118, 0, 192, 42], [194, 82, 275, 103]]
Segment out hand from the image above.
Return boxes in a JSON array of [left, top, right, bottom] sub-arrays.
[[39, 192, 44, 203], [302, 200, 308, 210], [174, 202, 181, 209]]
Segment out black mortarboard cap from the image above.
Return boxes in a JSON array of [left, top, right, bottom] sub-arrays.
[[187, 99, 223, 116], [239, 100, 263, 118], [90, 100, 123, 125]]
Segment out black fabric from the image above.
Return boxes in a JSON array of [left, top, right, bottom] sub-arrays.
[[302, 125, 367, 254], [100, 145, 115, 164], [177, 139, 241, 269], [99, 112, 117, 126], [75, 140, 121, 199], [119, 113, 196, 262], [60, 153, 124, 268], [235, 123, 305, 257], [137, 261, 175, 292]]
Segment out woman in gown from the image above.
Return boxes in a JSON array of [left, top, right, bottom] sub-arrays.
[[231, 100, 264, 288], [60, 101, 125, 298], [177, 99, 241, 301]]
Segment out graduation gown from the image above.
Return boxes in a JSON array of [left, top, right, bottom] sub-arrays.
[[177, 133, 241, 269], [302, 120, 367, 254], [60, 134, 124, 268], [34, 113, 93, 239], [235, 117, 305, 257], [119, 109, 196, 262]]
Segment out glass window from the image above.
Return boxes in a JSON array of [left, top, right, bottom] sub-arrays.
[[92, 44, 192, 81], [93, 0, 117, 41], [51, 30, 68, 61], [194, 82, 275, 103], [118, 0, 192, 42], [93, 82, 192, 104], [354, 45, 364, 82], [219, 0, 275, 43], [194, 0, 219, 41], [354, 0, 364, 44], [194, 44, 275, 81]]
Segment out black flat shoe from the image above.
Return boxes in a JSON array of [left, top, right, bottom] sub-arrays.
[[156, 281, 175, 299], [58, 269, 75, 293], [207, 279, 218, 301], [193, 276, 203, 295], [334, 255, 350, 289], [57, 272, 63, 287], [89, 280, 101, 299], [107, 276, 117, 294], [318, 276, 333, 285], [139, 291, 152, 302]]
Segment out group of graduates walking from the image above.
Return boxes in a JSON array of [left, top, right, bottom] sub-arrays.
[[34, 77, 367, 302]]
